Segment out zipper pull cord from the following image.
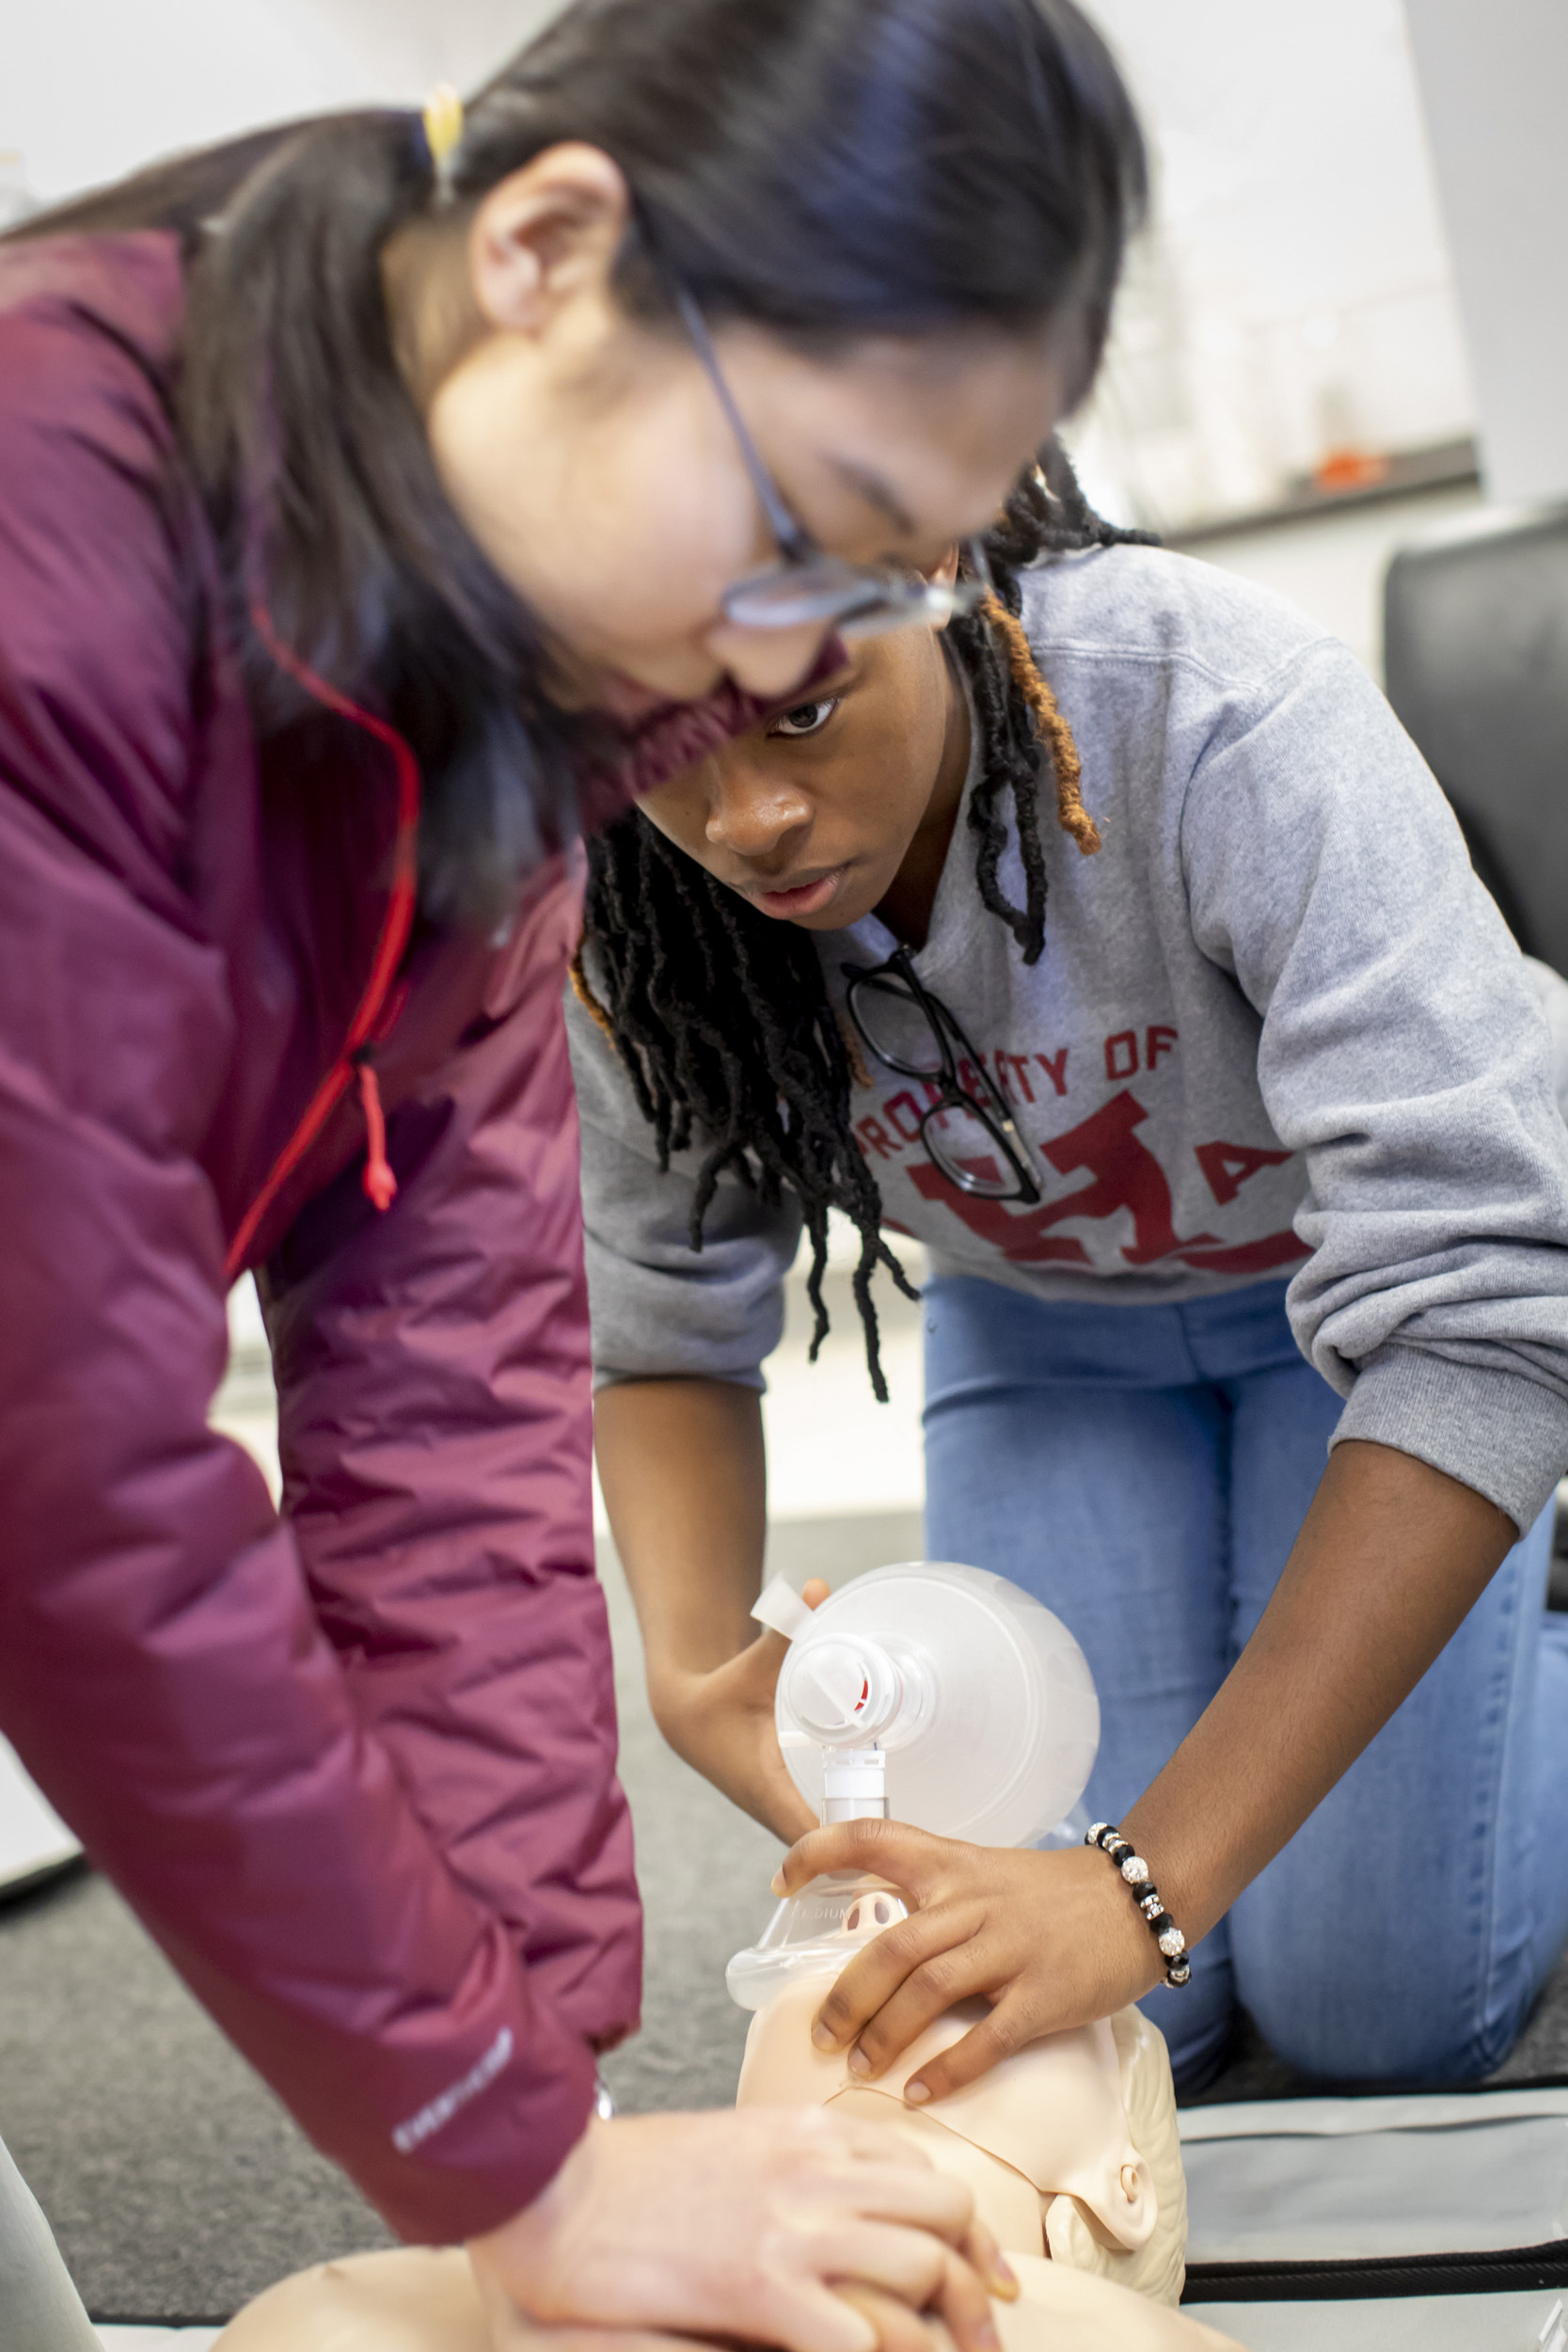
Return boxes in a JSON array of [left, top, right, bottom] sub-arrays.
[[355, 1057, 398, 1213], [223, 606, 422, 1279]]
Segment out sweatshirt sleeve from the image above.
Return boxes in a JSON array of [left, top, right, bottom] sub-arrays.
[[565, 980, 803, 1390], [0, 293, 600, 2245], [1180, 637, 1568, 1533]]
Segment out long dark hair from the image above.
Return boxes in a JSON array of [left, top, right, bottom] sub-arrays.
[[12, 0, 1145, 924], [575, 453, 1155, 1395]]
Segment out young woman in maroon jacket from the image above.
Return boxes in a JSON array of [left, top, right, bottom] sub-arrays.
[[0, 1, 1150, 2344]]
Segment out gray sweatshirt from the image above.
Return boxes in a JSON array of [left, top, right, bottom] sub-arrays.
[[569, 546, 1568, 1534]]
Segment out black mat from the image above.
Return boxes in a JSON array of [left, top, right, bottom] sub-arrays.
[[2, 1509, 1565, 2324]]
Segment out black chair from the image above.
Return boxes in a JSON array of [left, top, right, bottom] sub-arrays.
[[1384, 503, 1568, 1593], [1384, 501, 1568, 976]]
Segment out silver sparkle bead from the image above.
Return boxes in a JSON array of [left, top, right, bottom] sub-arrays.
[[1168, 1961, 1192, 1985], [1139, 1891, 1163, 1918], [1085, 1823, 1110, 1847], [1158, 1926, 1187, 1958], [1120, 1854, 1149, 1885]]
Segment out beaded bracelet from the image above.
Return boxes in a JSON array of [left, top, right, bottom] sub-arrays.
[[1085, 1822, 1192, 1987]]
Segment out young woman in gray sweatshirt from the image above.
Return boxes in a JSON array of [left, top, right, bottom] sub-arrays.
[[567, 470, 1568, 2097]]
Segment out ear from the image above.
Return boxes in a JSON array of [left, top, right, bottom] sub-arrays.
[[467, 141, 633, 336]]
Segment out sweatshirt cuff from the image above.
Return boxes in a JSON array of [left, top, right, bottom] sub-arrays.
[[593, 1361, 766, 1395], [1333, 1346, 1568, 1534]]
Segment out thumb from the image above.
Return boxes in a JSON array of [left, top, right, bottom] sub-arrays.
[[736, 1624, 794, 1695]]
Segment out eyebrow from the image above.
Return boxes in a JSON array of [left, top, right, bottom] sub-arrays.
[[824, 454, 919, 540]]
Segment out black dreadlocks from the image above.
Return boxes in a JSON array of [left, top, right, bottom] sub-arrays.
[[575, 447, 1155, 1396]]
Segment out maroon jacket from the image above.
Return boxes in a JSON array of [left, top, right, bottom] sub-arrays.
[[0, 231, 792, 2243]]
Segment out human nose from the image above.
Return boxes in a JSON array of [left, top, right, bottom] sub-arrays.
[[705, 764, 813, 865], [704, 615, 834, 703]]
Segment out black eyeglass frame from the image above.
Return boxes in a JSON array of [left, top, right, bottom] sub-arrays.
[[671, 284, 996, 639], [842, 946, 1045, 1204]]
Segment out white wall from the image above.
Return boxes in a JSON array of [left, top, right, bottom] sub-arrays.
[[0, 0, 561, 209], [1071, 0, 1475, 529], [1402, 0, 1568, 506], [6, 0, 1481, 536]]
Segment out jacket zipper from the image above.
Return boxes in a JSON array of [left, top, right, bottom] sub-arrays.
[[223, 609, 421, 1282]]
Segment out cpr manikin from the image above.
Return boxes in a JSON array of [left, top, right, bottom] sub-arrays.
[[213, 2000, 1237, 2352], [214, 1566, 1246, 2351], [735, 1882, 1189, 2306]]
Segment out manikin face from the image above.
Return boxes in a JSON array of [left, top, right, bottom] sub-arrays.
[[390, 144, 1074, 723], [636, 618, 964, 929]]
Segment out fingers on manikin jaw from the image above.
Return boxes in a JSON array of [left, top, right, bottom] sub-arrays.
[[844, 1947, 983, 2080], [907, 2006, 1032, 2106], [814, 1912, 936, 2046], [817, 1901, 990, 2054]]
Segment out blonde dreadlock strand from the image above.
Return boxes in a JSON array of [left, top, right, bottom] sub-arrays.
[[569, 942, 618, 1048], [978, 589, 1101, 855]]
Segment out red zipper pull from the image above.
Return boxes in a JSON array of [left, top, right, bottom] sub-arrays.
[[356, 1058, 398, 1212]]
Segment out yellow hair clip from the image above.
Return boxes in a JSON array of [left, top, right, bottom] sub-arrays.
[[422, 83, 465, 187]]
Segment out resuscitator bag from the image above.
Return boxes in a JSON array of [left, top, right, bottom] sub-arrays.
[[730, 1561, 1098, 2010], [1179, 2079, 1568, 2350]]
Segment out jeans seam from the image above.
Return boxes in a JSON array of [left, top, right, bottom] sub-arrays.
[[1459, 1541, 1537, 2074]]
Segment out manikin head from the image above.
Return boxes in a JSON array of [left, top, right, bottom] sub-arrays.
[[214, 1885, 1218, 2352], [735, 1885, 1188, 2310]]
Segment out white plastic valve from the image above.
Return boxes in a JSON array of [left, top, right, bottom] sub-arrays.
[[773, 1561, 1099, 1851], [752, 1574, 816, 1641], [780, 1635, 907, 1746]]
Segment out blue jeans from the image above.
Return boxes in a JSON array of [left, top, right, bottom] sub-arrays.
[[923, 1274, 1568, 2090]]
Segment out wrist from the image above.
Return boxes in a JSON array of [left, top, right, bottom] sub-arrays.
[[1120, 1804, 1227, 1950], [469, 2111, 606, 2284], [1084, 1823, 1193, 1994]]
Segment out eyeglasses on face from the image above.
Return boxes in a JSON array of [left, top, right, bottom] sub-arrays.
[[843, 948, 1045, 1203], [672, 283, 996, 642]]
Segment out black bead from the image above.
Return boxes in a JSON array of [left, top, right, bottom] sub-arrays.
[[1167, 1962, 1193, 1986], [1146, 1911, 1174, 1937]]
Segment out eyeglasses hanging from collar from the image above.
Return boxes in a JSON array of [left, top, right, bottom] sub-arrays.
[[842, 946, 1046, 1202]]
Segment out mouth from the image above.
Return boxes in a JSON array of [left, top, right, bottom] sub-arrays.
[[748, 866, 849, 920]]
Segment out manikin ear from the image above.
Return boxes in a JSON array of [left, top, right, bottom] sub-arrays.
[[467, 142, 633, 337]]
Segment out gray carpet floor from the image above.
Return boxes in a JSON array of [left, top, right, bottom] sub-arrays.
[[1, 1510, 1565, 2324]]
